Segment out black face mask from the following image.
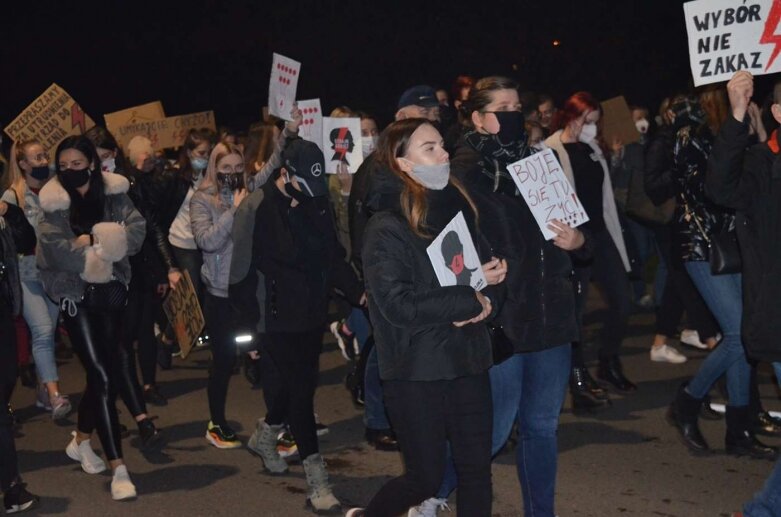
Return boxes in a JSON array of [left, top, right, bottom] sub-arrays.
[[30, 165, 50, 181], [284, 182, 309, 204], [492, 111, 527, 146], [59, 168, 91, 189], [217, 172, 244, 191]]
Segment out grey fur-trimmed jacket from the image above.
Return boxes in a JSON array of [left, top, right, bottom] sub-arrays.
[[36, 171, 146, 304]]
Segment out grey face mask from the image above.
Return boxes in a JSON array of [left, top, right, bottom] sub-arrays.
[[403, 159, 450, 190]]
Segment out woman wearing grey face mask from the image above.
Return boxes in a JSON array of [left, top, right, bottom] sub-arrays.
[[346, 118, 507, 517]]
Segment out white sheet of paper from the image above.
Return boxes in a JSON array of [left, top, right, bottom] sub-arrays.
[[683, 0, 779, 86], [322, 117, 363, 174], [506, 148, 589, 240], [268, 53, 301, 121], [426, 211, 487, 291], [296, 99, 323, 151]]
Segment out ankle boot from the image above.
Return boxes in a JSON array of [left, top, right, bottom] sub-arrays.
[[247, 420, 289, 474], [699, 394, 723, 421], [597, 355, 637, 392], [302, 453, 341, 514], [570, 366, 611, 412], [725, 405, 779, 460], [667, 383, 710, 453]]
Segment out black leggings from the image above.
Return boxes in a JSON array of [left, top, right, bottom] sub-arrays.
[[572, 229, 632, 366], [204, 293, 236, 427], [364, 374, 493, 517], [0, 303, 20, 491], [121, 274, 160, 387], [64, 305, 123, 461], [262, 329, 322, 460]]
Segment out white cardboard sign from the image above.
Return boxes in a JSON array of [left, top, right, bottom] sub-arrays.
[[426, 211, 487, 291], [683, 0, 781, 86], [322, 117, 363, 174], [268, 53, 300, 121], [296, 99, 323, 151], [506, 148, 589, 240]]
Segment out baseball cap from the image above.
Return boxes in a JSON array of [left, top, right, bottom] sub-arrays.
[[282, 138, 327, 197], [397, 85, 439, 110]]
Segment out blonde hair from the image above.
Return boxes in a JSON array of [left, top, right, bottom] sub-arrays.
[[7, 140, 44, 209], [330, 106, 356, 118], [199, 142, 245, 199]]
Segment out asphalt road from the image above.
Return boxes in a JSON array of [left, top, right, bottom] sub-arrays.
[[8, 308, 780, 516]]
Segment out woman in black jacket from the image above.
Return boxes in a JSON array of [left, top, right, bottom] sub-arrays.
[[346, 118, 504, 517], [0, 197, 39, 513], [425, 76, 587, 517]]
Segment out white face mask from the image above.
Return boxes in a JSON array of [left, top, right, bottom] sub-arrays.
[[578, 122, 598, 143], [635, 118, 649, 134], [101, 157, 116, 173], [362, 136, 378, 158]]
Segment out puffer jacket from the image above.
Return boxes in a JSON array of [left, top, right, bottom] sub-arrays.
[[190, 185, 235, 298], [36, 171, 146, 303], [672, 122, 735, 262]]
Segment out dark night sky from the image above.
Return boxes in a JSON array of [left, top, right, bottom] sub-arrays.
[[1, 1, 774, 140]]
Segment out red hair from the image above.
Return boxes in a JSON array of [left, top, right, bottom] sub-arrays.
[[551, 92, 599, 132]]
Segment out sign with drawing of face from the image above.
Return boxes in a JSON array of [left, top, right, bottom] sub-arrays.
[[426, 211, 487, 291], [322, 116, 363, 174]]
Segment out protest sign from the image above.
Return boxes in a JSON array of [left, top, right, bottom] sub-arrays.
[[323, 117, 363, 173], [426, 211, 487, 291], [4, 83, 95, 158], [506, 148, 590, 240], [114, 110, 216, 151], [162, 270, 205, 360], [683, 0, 781, 86], [269, 53, 301, 121], [600, 96, 640, 147], [296, 99, 323, 151], [104, 101, 165, 138]]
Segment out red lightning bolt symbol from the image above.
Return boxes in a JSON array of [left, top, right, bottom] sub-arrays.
[[71, 103, 86, 133], [761, 0, 781, 72]]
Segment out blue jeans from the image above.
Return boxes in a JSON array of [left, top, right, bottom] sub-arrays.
[[347, 309, 389, 430], [743, 363, 781, 517], [21, 280, 60, 384], [438, 345, 571, 516], [684, 262, 750, 406]]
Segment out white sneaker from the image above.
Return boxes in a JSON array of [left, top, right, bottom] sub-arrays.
[[111, 465, 137, 501], [65, 431, 107, 474], [680, 329, 708, 349], [650, 344, 687, 364], [408, 497, 450, 517]]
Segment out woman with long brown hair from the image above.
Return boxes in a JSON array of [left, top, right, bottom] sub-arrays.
[[346, 118, 505, 517]]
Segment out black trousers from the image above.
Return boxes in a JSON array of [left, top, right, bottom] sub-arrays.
[[572, 228, 631, 366], [204, 293, 236, 427], [122, 273, 160, 387], [262, 329, 322, 460], [64, 305, 124, 461], [651, 224, 719, 339], [0, 300, 20, 491], [364, 373, 493, 517]]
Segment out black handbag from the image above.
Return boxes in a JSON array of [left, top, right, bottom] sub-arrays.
[[81, 280, 129, 312], [708, 230, 742, 275], [487, 323, 514, 365]]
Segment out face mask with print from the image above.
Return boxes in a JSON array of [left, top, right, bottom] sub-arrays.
[[635, 118, 649, 134], [578, 122, 598, 144], [217, 172, 244, 191], [362, 136, 378, 158]]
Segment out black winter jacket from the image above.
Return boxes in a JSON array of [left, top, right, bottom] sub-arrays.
[[673, 123, 735, 262], [254, 181, 363, 334], [363, 168, 499, 381], [707, 117, 781, 362], [147, 166, 194, 249], [450, 141, 587, 352], [645, 126, 677, 206]]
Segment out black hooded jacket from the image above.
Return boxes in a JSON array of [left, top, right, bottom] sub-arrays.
[[450, 138, 589, 352], [362, 164, 501, 381]]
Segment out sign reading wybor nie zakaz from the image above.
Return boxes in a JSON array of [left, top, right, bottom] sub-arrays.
[[684, 0, 781, 86]]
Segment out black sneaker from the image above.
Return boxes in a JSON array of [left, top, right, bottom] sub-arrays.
[[3, 482, 38, 514], [330, 320, 358, 361], [143, 385, 168, 406], [138, 418, 165, 451]]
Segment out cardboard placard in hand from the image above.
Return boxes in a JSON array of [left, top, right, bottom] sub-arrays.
[[163, 270, 205, 360], [600, 96, 640, 147]]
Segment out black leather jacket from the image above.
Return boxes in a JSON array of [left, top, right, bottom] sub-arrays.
[[672, 123, 735, 262]]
